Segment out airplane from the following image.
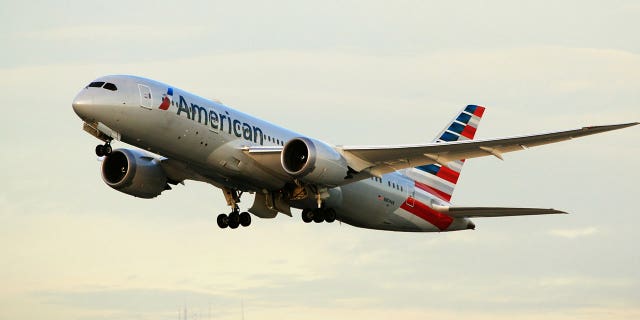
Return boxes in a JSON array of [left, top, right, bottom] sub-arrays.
[[71, 75, 637, 232]]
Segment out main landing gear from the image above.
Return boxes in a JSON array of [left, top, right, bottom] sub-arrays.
[[95, 141, 113, 157], [216, 188, 252, 229], [217, 208, 251, 229], [301, 207, 336, 224]]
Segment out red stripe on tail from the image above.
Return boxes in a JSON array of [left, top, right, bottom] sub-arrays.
[[460, 125, 477, 139], [436, 166, 460, 184], [415, 181, 452, 202], [400, 200, 454, 231]]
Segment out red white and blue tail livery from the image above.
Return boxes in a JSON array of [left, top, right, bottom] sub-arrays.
[[407, 104, 485, 204], [72, 75, 638, 232]]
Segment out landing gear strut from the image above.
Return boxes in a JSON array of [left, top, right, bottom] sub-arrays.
[[301, 208, 336, 224], [216, 188, 252, 229], [95, 141, 112, 157]]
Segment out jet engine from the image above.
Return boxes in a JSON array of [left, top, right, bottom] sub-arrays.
[[281, 137, 350, 186], [101, 148, 169, 198]]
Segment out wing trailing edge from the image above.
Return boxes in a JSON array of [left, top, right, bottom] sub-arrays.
[[432, 206, 568, 218], [238, 122, 638, 188], [341, 122, 639, 176]]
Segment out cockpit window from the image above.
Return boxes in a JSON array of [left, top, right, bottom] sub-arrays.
[[86, 81, 118, 91], [103, 83, 118, 91], [88, 81, 105, 88]]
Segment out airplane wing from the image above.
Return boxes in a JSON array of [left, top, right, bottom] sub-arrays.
[[433, 206, 567, 218], [341, 122, 638, 177]]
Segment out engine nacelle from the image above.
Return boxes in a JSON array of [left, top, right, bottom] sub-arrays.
[[101, 149, 168, 199], [281, 137, 350, 186]]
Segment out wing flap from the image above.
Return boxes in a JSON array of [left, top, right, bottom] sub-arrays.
[[342, 122, 638, 176], [433, 206, 567, 218], [229, 123, 635, 188]]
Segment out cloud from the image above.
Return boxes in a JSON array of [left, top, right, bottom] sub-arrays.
[[32, 288, 237, 320], [537, 276, 632, 288], [20, 25, 206, 42], [549, 227, 599, 239]]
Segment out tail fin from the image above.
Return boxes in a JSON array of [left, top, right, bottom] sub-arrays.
[[405, 105, 485, 203]]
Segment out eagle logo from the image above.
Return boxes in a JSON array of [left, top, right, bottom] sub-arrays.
[[158, 87, 173, 110]]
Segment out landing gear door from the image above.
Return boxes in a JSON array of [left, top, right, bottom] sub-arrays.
[[138, 84, 153, 109]]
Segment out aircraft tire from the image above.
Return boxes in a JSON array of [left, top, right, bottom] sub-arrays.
[[104, 144, 112, 155], [228, 212, 240, 229], [240, 212, 251, 227], [301, 209, 313, 223], [313, 209, 324, 223], [95, 145, 105, 157], [217, 214, 229, 228], [324, 208, 336, 223]]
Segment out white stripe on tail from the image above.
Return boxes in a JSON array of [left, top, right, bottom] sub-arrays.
[[406, 105, 485, 203]]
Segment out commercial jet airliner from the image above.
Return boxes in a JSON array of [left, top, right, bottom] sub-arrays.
[[72, 75, 637, 232]]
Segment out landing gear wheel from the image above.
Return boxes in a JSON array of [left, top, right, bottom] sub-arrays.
[[313, 209, 324, 223], [217, 214, 229, 228], [239, 212, 251, 227], [301, 209, 313, 223], [324, 208, 336, 223], [228, 211, 240, 229], [95, 145, 105, 157], [95, 142, 112, 157]]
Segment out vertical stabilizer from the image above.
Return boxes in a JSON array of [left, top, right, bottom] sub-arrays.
[[405, 105, 485, 203]]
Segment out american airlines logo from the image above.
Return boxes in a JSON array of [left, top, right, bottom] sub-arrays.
[[158, 87, 173, 110], [159, 87, 265, 145]]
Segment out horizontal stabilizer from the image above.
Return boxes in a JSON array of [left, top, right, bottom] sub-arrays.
[[433, 206, 567, 218]]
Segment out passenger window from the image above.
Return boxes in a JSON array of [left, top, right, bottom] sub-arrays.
[[88, 81, 105, 88], [103, 83, 118, 91]]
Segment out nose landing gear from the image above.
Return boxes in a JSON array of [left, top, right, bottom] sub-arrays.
[[95, 141, 113, 157]]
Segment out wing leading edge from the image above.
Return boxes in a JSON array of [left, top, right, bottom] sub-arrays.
[[242, 122, 637, 186], [341, 122, 638, 177]]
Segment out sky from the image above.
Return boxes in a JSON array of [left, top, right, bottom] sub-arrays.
[[1, 1, 639, 319]]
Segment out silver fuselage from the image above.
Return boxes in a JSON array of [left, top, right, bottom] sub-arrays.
[[72, 75, 471, 232]]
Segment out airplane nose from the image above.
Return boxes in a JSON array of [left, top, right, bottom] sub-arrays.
[[72, 89, 93, 120]]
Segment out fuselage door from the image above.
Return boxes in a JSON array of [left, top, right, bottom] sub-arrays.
[[405, 183, 415, 207], [138, 84, 153, 109]]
